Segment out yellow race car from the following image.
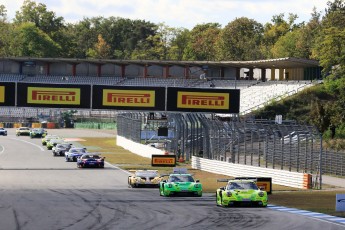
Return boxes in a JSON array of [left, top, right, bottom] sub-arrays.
[[128, 170, 162, 188], [16, 127, 31, 136]]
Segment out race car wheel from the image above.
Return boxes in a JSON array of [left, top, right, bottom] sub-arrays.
[[72, 157, 77, 162]]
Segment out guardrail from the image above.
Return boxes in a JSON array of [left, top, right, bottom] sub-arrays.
[[116, 135, 312, 189], [191, 156, 311, 189], [117, 135, 166, 158]]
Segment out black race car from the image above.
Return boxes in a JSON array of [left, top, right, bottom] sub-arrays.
[[52, 143, 73, 156], [0, 128, 7, 136]]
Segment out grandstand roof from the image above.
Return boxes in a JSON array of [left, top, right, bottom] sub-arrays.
[[2, 57, 319, 69]]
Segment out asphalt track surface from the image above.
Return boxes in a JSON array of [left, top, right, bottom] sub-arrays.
[[0, 129, 344, 230]]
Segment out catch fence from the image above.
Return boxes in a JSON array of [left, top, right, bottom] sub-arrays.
[[117, 112, 345, 189]]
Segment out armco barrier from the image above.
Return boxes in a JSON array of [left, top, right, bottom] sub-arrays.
[[116, 135, 312, 189], [191, 156, 310, 189], [117, 135, 165, 158]]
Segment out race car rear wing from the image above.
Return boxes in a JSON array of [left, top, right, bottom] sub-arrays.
[[217, 179, 231, 182], [217, 178, 258, 182]]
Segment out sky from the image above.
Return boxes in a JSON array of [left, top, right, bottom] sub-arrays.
[[0, 0, 329, 29]]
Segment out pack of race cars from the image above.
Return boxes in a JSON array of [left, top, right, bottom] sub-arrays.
[[10, 126, 268, 206], [13, 127, 105, 168]]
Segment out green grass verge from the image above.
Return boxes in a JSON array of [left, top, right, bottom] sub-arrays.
[[78, 137, 345, 218]]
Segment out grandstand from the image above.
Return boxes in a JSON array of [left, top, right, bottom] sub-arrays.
[[0, 56, 322, 121], [0, 73, 318, 120]]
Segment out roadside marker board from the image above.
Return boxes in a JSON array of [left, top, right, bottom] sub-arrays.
[[336, 194, 345, 211], [235, 177, 272, 194], [151, 155, 176, 167]]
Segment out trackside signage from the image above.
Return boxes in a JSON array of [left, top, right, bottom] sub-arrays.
[[167, 87, 240, 113], [0, 86, 4, 103], [235, 177, 272, 194], [103, 89, 155, 107], [177, 91, 229, 109], [0, 82, 15, 106], [336, 194, 345, 211], [151, 154, 176, 167], [27, 87, 80, 105], [92, 85, 165, 110], [17, 83, 91, 108]]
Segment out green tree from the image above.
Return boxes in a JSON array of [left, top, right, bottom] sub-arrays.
[[14, 0, 65, 38], [313, 0, 345, 76], [11, 22, 61, 57], [261, 13, 300, 58], [169, 28, 190, 60], [0, 4, 13, 56], [184, 23, 221, 61], [216, 18, 263, 61]]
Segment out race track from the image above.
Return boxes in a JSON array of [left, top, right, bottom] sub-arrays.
[[0, 129, 344, 230]]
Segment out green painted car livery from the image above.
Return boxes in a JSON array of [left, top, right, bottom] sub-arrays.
[[47, 138, 66, 150], [30, 128, 47, 138], [159, 173, 202, 197], [216, 179, 268, 207], [42, 135, 60, 146]]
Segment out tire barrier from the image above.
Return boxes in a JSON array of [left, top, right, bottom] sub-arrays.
[[47, 122, 55, 129], [13, 123, 22, 128], [31, 123, 42, 128], [0, 123, 14, 128]]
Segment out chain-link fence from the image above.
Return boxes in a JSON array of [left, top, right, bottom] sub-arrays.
[[117, 112, 345, 189]]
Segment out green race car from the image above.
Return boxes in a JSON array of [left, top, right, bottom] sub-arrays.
[[47, 138, 66, 150], [216, 179, 268, 207], [30, 128, 47, 138], [42, 135, 60, 146], [159, 172, 202, 197]]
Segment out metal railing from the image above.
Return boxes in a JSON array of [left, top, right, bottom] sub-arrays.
[[117, 112, 345, 189]]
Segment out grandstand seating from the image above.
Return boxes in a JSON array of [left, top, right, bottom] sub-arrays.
[[0, 74, 25, 82], [239, 80, 314, 114], [20, 75, 124, 85]]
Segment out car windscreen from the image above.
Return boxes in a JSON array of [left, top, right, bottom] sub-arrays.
[[227, 182, 258, 190], [169, 175, 194, 182], [71, 149, 86, 153]]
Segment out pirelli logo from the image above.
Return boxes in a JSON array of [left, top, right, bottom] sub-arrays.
[[151, 155, 176, 167], [27, 87, 80, 105], [177, 91, 229, 110], [0, 86, 4, 103], [103, 89, 155, 107]]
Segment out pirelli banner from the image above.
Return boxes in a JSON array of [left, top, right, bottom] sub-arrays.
[[166, 87, 240, 113], [17, 83, 91, 108], [0, 82, 15, 106], [92, 85, 165, 111]]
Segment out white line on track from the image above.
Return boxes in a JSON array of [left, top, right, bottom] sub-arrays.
[[105, 161, 132, 175], [0, 144, 5, 155], [10, 138, 45, 151]]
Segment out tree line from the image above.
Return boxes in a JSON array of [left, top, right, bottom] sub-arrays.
[[0, 0, 343, 77], [1, 0, 345, 136]]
